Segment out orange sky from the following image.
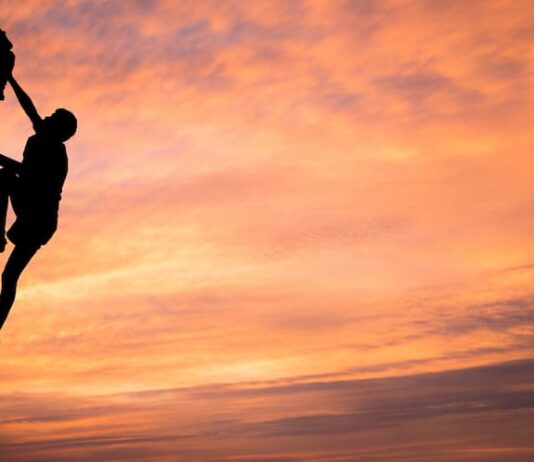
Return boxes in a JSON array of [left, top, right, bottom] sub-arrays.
[[1, 1, 534, 461]]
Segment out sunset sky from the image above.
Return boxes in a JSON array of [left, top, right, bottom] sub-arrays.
[[1, 1, 534, 461]]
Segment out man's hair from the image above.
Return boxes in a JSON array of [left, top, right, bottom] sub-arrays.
[[53, 108, 77, 142]]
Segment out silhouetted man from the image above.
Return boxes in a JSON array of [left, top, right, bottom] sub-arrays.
[[0, 74, 77, 331]]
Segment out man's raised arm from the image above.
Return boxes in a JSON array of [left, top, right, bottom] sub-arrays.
[[7, 75, 42, 128]]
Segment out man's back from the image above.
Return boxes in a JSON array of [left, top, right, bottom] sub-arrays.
[[17, 130, 68, 210]]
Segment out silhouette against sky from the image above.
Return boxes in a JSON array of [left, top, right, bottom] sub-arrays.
[[0, 29, 77, 330]]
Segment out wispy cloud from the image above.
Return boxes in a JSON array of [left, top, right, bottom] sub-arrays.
[[2, 360, 534, 461]]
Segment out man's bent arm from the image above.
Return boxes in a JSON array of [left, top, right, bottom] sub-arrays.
[[7, 75, 42, 127]]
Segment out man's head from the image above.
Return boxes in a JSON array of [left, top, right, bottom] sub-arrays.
[[44, 108, 77, 142]]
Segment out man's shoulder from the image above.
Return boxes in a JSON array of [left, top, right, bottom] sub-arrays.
[[24, 133, 66, 158], [32, 119, 45, 135], [25, 133, 40, 147], [31, 129, 64, 147]]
